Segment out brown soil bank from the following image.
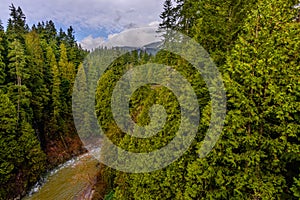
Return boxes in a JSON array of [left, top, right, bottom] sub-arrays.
[[45, 133, 87, 167]]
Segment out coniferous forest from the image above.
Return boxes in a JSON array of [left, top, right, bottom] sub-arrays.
[[0, 0, 300, 200], [92, 0, 300, 199], [0, 4, 88, 199]]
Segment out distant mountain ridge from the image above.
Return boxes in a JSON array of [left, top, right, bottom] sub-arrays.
[[112, 41, 163, 55]]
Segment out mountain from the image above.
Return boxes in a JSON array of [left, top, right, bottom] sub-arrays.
[[114, 41, 162, 55]]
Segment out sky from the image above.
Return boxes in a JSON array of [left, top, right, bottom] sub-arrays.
[[0, 0, 164, 49]]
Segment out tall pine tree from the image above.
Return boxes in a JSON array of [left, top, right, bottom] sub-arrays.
[[0, 21, 6, 85]]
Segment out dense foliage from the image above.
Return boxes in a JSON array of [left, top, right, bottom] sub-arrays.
[[92, 0, 300, 199], [1, 1, 299, 199], [0, 4, 87, 199]]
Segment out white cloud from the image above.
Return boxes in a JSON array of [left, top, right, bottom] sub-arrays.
[[79, 35, 105, 50], [0, 0, 164, 39], [104, 26, 161, 48], [79, 22, 162, 50], [148, 21, 160, 27]]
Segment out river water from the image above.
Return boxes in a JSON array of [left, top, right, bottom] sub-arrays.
[[23, 150, 100, 200]]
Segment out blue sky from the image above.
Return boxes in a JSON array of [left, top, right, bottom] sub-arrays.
[[0, 0, 164, 48]]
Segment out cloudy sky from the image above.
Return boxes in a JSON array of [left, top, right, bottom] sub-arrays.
[[0, 0, 164, 49]]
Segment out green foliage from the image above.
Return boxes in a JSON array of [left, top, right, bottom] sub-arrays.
[[0, 4, 87, 199], [159, 0, 177, 36], [7, 39, 28, 82], [25, 31, 50, 134], [6, 4, 28, 42], [47, 46, 61, 132], [192, 0, 257, 66], [104, 190, 115, 200], [291, 175, 300, 198], [0, 91, 46, 199], [95, 0, 300, 199], [0, 91, 18, 184], [184, 0, 300, 199], [0, 21, 6, 85], [1, 1, 299, 199]]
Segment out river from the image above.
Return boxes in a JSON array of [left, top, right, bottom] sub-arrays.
[[23, 150, 100, 200]]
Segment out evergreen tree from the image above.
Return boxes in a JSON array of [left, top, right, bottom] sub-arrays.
[[0, 5, 88, 199], [46, 46, 61, 133], [0, 87, 46, 200], [6, 4, 28, 42], [17, 120, 46, 185], [159, 0, 177, 31], [25, 30, 49, 142], [73, 63, 94, 139], [58, 42, 72, 124], [0, 21, 6, 85], [0, 91, 18, 186], [67, 26, 76, 47], [58, 42, 69, 79], [175, 0, 199, 35], [45, 20, 57, 42], [185, 0, 300, 199], [7, 39, 31, 122], [57, 28, 67, 44], [192, 0, 257, 66], [0, 91, 20, 199]]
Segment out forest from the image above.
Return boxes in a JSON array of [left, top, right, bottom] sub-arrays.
[[92, 0, 300, 199], [0, 0, 300, 199], [0, 4, 88, 199]]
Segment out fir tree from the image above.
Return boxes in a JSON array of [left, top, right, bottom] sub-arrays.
[[6, 4, 28, 42], [159, 0, 177, 31], [7, 39, 31, 122], [0, 91, 18, 198], [0, 21, 6, 85], [58, 43, 69, 79], [25, 30, 49, 141], [46, 46, 61, 132]]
